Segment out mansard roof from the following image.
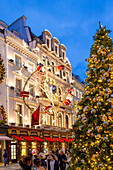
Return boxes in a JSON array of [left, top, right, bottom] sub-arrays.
[[0, 20, 8, 28]]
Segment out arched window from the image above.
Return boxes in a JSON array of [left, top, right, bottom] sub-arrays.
[[66, 115, 69, 129], [58, 113, 62, 127]]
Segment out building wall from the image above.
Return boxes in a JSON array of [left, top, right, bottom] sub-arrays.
[[0, 16, 84, 132]]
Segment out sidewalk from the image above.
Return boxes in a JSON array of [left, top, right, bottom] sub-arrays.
[[0, 163, 20, 170]]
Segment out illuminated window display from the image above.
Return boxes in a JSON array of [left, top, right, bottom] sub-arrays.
[[44, 142, 48, 154], [21, 142, 27, 156], [32, 142, 37, 155]]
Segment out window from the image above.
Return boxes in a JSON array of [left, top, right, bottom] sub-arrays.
[[47, 39, 49, 48], [50, 114, 54, 126], [62, 52, 65, 59], [30, 108, 35, 128], [32, 142, 37, 155], [76, 91, 78, 98], [42, 114, 46, 125], [58, 113, 62, 127], [17, 104, 22, 126], [66, 115, 69, 129], [60, 70, 62, 78], [58, 88, 61, 101], [16, 79, 21, 96], [21, 142, 27, 156], [29, 84, 34, 97], [52, 62, 55, 74], [74, 103, 77, 112], [66, 72, 69, 82], [28, 63, 33, 73], [63, 71, 65, 77], [15, 55, 21, 67], [42, 56, 46, 66], [55, 46, 57, 54]]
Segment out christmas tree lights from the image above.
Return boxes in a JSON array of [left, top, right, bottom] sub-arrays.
[[70, 23, 113, 169]]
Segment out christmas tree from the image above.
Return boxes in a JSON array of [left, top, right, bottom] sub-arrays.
[[0, 105, 7, 125], [70, 23, 113, 169], [0, 54, 5, 84]]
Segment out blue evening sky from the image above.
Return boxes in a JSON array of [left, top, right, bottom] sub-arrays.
[[0, 0, 113, 80]]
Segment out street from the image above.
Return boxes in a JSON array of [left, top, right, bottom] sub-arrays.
[[0, 164, 20, 170]]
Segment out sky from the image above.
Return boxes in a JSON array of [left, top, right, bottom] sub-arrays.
[[0, 0, 113, 80]]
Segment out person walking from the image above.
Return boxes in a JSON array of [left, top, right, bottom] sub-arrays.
[[34, 158, 45, 170], [66, 151, 71, 169], [19, 156, 32, 170], [47, 155, 59, 170], [3, 149, 9, 166], [59, 151, 67, 170], [39, 152, 47, 169]]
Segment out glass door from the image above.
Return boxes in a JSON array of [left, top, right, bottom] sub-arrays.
[[11, 141, 17, 163]]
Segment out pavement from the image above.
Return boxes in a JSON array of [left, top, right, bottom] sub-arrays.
[[0, 163, 21, 170]]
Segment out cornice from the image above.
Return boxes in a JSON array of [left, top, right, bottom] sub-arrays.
[[5, 36, 38, 62]]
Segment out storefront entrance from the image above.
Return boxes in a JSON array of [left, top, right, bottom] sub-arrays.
[[11, 141, 17, 163]]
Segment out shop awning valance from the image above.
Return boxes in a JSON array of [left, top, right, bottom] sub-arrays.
[[31, 136, 44, 142], [0, 135, 12, 141], [69, 138, 73, 142], [54, 138, 64, 143], [21, 136, 34, 142], [44, 137, 56, 142], [12, 135, 23, 141], [62, 138, 72, 143]]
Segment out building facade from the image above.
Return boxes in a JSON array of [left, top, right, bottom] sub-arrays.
[[0, 16, 84, 163]]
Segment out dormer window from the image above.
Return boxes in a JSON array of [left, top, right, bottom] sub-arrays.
[[55, 46, 57, 54], [47, 39, 49, 48], [62, 52, 65, 59]]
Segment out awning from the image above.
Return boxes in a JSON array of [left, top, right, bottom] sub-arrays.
[[69, 138, 73, 142], [62, 138, 72, 143], [21, 136, 34, 142], [0, 135, 12, 141], [31, 136, 44, 142], [12, 135, 23, 141], [44, 137, 56, 142], [54, 138, 64, 143]]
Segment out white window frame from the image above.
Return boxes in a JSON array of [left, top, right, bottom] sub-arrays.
[[15, 102, 24, 127], [14, 53, 22, 68]]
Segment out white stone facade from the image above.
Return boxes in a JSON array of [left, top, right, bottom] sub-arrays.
[[0, 15, 84, 131]]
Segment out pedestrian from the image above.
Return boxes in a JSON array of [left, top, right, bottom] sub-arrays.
[[39, 152, 47, 169], [3, 149, 9, 166], [47, 155, 59, 170], [66, 151, 71, 169], [33, 158, 45, 170], [19, 156, 32, 170], [59, 150, 67, 170]]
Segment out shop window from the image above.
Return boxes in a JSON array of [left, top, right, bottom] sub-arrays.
[[16, 79, 21, 96], [28, 63, 33, 73], [58, 113, 62, 127], [15, 55, 21, 67], [17, 104, 22, 126], [32, 142, 37, 155], [21, 142, 27, 156], [47, 39, 49, 48], [66, 115, 69, 129]]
